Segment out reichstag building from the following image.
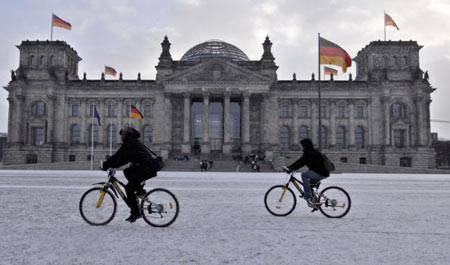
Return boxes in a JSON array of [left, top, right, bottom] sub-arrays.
[[3, 36, 436, 168]]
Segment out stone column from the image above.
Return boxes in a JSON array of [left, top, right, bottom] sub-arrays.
[[291, 99, 299, 149], [117, 98, 123, 132], [164, 93, 173, 145], [47, 95, 56, 144], [182, 93, 191, 153], [7, 97, 13, 143], [80, 99, 87, 145], [415, 96, 424, 146], [330, 101, 336, 148], [98, 100, 104, 146], [241, 92, 251, 153], [311, 100, 318, 145], [223, 92, 232, 154], [382, 97, 390, 145], [16, 95, 26, 144], [348, 100, 355, 148], [202, 93, 210, 154]]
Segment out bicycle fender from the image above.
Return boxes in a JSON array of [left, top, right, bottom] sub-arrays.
[[92, 182, 107, 186]]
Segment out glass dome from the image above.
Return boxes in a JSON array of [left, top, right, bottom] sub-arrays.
[[181, 39, 249, 62]]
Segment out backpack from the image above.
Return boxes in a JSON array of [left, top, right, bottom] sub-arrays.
[[321, 153, 335, 172], [144, 145, 165, 172]]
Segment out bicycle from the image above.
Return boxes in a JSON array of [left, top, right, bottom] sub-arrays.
[[79, 168, 179, 227], [264, 167, 351, 218]]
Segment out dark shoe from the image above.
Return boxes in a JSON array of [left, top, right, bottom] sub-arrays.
[[125, 213, 142, 223]]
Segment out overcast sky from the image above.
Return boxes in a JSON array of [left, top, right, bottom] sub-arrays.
[[1, 0, 450, 138]]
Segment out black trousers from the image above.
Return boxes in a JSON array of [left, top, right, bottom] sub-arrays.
[[123, 165, 155, 215]]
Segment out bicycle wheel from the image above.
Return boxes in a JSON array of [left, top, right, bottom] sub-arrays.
[[264, 185, 297, 216], [318, 186, 351, 218], [79, 187, 117, 225], [141, 188, 179, 227]]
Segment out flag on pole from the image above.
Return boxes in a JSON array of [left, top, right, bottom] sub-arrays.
[[319, 37, 352, 73], [324, 67, 338, 76], [385, 13, 399, 30], [130, 105, 144, 119], [93, 106, 101, 126], [52, 14, 71, 30], [105, 66, 117, 76]]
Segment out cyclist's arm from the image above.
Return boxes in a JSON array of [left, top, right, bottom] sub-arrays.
[[287, 155, 306, 171], [103, 144, 131, 169]]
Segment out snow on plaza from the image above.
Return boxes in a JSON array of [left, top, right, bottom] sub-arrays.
[[1, 170, 450, 265]]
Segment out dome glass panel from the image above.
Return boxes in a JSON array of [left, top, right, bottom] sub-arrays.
[[181, 40, 249, 61]]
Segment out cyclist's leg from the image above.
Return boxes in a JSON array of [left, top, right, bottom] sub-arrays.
[[301, 170, 323, 197], [124, 167, 146, 215]]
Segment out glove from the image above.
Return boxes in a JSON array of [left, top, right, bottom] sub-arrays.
[[101, 161, 108, 171]]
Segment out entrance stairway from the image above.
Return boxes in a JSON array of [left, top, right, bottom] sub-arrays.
[[164, 152, 275, 172]]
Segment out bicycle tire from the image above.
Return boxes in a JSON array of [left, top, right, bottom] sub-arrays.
[[140, 188, 179, 227], [79, 187, 117, 225], [264, 185, 297, 216], [318, 186, 351, 218]]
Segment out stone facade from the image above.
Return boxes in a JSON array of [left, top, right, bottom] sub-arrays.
[[3, 37, 436, 168]]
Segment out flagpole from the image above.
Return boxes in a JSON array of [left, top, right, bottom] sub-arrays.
[[90, 106, 94, 170], [384, 12, 386, 41], [51, 12, 53, 41], [318, 33, 322, 151]]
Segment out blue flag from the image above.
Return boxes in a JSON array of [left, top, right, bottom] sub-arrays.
[[94, 106, 101, 126]]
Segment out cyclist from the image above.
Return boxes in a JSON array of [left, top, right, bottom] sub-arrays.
[[102, 127, 156, 223], [283, 138, 330, 205]]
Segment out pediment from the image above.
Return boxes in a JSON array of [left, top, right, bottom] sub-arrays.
[[163, 59, 272, 83]]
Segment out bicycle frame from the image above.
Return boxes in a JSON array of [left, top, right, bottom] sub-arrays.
[[94, 169, 131, 208], [282, 172, 306, 197]]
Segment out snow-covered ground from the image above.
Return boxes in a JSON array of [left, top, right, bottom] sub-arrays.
[[1, 170, 450, 265]]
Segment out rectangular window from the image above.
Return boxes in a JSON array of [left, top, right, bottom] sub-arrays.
[[356, 106, 364, 118], [72, 104, 79, 116], [107, 104, 115, 117], [89, 104, 96, 117], [338, 106, 345, 118], [125, 104, 131, 118], [281, 105, 289, 118], [32, 127, 45, 146], [394, 129, 406, 147], [320, 105, 327, 118], [360, 157, 367, 164], [300, 106, 308, 118], [144, 104, 151, 116], [69, 155, 76, 162]]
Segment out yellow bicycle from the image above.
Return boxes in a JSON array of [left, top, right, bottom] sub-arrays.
[[264, 168, 351, 218], [79, 168, 179, 227]]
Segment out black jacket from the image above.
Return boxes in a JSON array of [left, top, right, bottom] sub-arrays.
[[287, 139, 329, 177], [102, 128, 156, 177]]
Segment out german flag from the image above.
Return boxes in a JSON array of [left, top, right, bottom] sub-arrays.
[[105, 66, 117, 77], [130, 105, 143, 119], [319, 37, 352, 73], [324, 67, 338, 76], [385, 13, 399, 30], [52, 14, 71, 30]]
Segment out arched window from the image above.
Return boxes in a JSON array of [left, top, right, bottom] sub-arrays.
[[28, 56, 34, 65], [106, 124, 117, 145], [144, 104, 152, 116], [32, 101, 47, 116], [281, 103, 289, 118], [49, 55, 54, 65], [88, 124, 99, 146], [280, 126, 290, 149], [336, 126, 346, 149], [355, 126, 365, 148], [391, 102, 407, 118], [356, 105, 364, 118], [320, 126, 328, 148], [299, 126, 309, 141], [71, 124, 80, 144], [143, 125, 153, 146], [39, 55, 45, 65]]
